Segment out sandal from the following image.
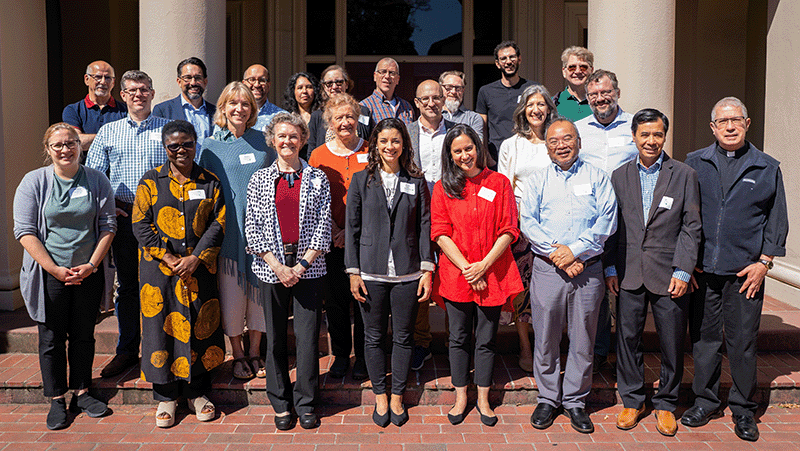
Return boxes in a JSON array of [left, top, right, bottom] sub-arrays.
[[156, 400, 177, 428], [249, 356, 266, 378], [188, 395, 215, 422], [232, 357, 254, 379]]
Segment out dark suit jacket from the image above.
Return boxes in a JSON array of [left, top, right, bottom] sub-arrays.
[[344, 168, 433, 276], [604, 153, 701, 296], [152, 95, 216, 129], [409, 118, 456, 170]]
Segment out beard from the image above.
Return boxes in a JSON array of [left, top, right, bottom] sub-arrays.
[[444, 98, 461, 113], [185, 86, 205, 100], [591, 101, 617, 121]]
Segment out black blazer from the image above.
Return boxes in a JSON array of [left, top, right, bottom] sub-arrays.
[[345, 168, 433, 276], [604, 153, 701, 296]]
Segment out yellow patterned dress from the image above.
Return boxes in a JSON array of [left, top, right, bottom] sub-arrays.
[[132, 163, 226, 385]]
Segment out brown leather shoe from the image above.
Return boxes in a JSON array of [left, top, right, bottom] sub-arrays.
[[655, 410, 678, 436], [616, 406, 645, 430]]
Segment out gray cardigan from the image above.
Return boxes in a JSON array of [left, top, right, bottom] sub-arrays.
[[13, 165, 117, 322]]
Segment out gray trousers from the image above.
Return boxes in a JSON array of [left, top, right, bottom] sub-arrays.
[[530, 257, 604, 409]]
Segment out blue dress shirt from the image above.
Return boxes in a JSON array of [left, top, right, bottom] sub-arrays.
[[253, 100, 286, 132], [574, 108, 638, 174], [181, 95, 211, 148]]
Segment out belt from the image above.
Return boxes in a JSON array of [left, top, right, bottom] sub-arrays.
[[535, 254, 600, 267], [282, 242, 299, 255]]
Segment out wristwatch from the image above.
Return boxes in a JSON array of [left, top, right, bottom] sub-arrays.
[[759, 259, 774, 270], [299, 258, 311, 270]]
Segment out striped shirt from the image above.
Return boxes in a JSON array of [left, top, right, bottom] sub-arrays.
[[86, 115, 170, 203], [360, 90, 414, 125]]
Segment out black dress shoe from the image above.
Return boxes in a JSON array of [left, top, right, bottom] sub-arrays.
[[530, 403, 558, 429], [372, 406, 390, 428], [299, 412, 319, 429], [352, 358, 369, 381], [680, 405, 722, 427], [563, 407, 594, 433], [390, 406, 409, 427], [329, 356, 349, 379], [476, 405, 498, 427], [733, 415, 759, 441], [47, 398, 68, 430], [274, 413, 295, 430], [100, 353, 138, 378]]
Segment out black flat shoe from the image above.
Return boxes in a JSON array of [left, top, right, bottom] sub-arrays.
[[299, 412, 319, 429], [70, 392, 109, 418], [530, 403, 557, 430], [329, 357, 349, 379], [47, 398, 68, 430], [447, 409, 465, 425], [680, 405, 722, 427], [476, 405, 497, 427], [274, 413, 295, 430], [733, 415, 759, 441], [372, 406, 390, 428], [390, 406, 409, 427], [563, 407, 594, 434]]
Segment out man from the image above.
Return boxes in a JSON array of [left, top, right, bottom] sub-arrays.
[[682, 97, 787, 442], [553, 46, 594, 121], [574, 69, 639, 372], [242, 64, 284, 132], [87, 70, 170, 378], [407, 80, 455, 371], [520, 117, 617, 434], [438, 70, 483, 139], [604, 109, 701, 436], [152, 57, 216, 147], [476, 41, 535, 166], [62, 60, 127, 161], [360, 58, 414, 125]]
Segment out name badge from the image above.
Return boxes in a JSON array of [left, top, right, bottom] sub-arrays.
[[573, 184, 592, 196], [659, 196, 674, 210], [188, 189, 206, 200], [356, 153, 369, 164], [150, 131, 161, 141], [70, 186, 88, 198], [516, 95, 522, 103], [607, 136, 629, 148], [358, 115, 370, 125], [312, 177, 322, 189], [477, 186, 496, 202], [743, 178, 756, 184], [400, 182, 415, 195], [239, 153, 256, 165]]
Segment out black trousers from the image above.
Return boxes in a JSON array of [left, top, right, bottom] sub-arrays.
[[690, 272, 763, 417], [111, 209, 140, 356], [262, 276, 323, 416], [616, 285, 688, 411], [445, 299, 501, 388], [324, 247, 364, 361], [359, 280, 419, 395], [39, 270, 104, 397], [153, 372, 211, 401]]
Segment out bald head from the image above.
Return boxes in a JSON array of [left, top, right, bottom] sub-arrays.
[[84, 60, 116, 103], [414, 80, 444, 127], [242, 64, 271, 107]]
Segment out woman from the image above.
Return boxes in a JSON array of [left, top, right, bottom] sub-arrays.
[[497, 84, 557, 373], [133, 120, 226, 427], [199, 82, 276, 380], [245, 112, 331, 430], [308, 93, 370, 381], [13, 123, 115, 430], [345, 118, 434, 428], [431, 124, 523, 427], [283, 72, 321, 126], [307, 65, 374, 151]]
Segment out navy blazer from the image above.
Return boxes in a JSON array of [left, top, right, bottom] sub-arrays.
[[152, 95, 216, 128], [344, 168, 433, 276]]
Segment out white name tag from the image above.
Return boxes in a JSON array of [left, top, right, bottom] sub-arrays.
[[356, 153, 369, 164], [743, 178, 756, 184], [400, 182, 415, 195], [188, 189, 205, 200], [659, 196, 674, 210], [573, 184, 592, 196], [70, 186, 88, 198], [608, 136, 629, 148], [477, 186, 496, 202], [239, 153, 256, 165], [516, 95, 522, 103], [150, 131, 161, 141], [358, 115, 370, 125], [312, 177, 322, 189]]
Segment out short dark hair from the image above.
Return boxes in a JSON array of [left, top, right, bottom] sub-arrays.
[[365, 118, 422, 182], [586, 69, 619, 90], [441, 125, 487, 199], [494, 40, 520, 60], [177, 57, 207, 78], [162, 120, 197, 144], [631, 108, 669, 134]]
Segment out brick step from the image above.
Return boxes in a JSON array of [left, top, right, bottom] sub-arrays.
[[1, 351, 799, 408]]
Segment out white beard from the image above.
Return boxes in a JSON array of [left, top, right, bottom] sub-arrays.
[[445, 98, 461, 113]]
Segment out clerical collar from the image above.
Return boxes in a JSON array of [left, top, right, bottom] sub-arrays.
[[715, 142, 748, 158]]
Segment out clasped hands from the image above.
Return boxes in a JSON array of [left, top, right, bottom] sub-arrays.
[[549, 244, 584, 278], [161, 253, 201, 282], [54, 263, 95, 286], [462, 260, 488, 291]]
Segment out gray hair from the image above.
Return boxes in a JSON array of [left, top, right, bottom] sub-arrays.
[[560, 46, 594, 67], [512, 85, 558, 139], [544, 115, 581, 140], [265, 112, 309, 144], [375, 57, 400, 74], [438, 70, 465, 86], [120, 70, 153, 90], [711, 96, 748, 121]]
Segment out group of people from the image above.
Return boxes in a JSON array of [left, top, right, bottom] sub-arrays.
[[12, 40, 786, 444]]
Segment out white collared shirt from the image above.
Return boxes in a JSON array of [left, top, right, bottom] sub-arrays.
[[418, 119, 447, 193]]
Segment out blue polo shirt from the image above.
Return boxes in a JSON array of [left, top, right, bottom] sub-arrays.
[[62, 94, 128, 134]]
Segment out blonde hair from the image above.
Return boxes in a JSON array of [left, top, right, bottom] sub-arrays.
[[322, 93, 361, 126], [42, 122, 80, 164], [213, 81, 258, 130]]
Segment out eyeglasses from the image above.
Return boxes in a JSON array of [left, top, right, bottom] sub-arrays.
[[122, 87, 152, 95], [442, 84, 464, 92], [49, 140, 79, 151], [712, 116, 747, 128], [565, 63, 591, 72], [587, 89, 616, 100], [88, 74, 114, 83], [416, 95, 443, 104], [180, 75, 205, 83], [165, 141, 196, 152], [322, 79, 346, 88], [244, 77, 268, 85], [546, 136, 577, 147], [375, 69, 398, 78]]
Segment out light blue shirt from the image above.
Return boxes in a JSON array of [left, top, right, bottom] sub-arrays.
[[520, 158, 617, 262], [574, 108, 638, 174], [253, 99, 286, 132], [180, 94, 211, 148]]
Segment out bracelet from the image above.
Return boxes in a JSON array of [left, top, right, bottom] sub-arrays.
[[299, 258, 311, 269], [87, 262, 95, 268]]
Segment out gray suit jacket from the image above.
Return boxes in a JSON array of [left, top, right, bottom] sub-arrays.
[[604, 153, 701, 296], [408, 118, 456, 170]]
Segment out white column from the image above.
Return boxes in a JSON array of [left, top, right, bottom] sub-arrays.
[[139, 0, 226, 105], [763, 2, 800, 304], [587, 0, 676, 154]]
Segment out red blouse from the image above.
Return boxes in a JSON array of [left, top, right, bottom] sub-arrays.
[[430, 168, 523, 308], [275, 173, 302, 244]]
